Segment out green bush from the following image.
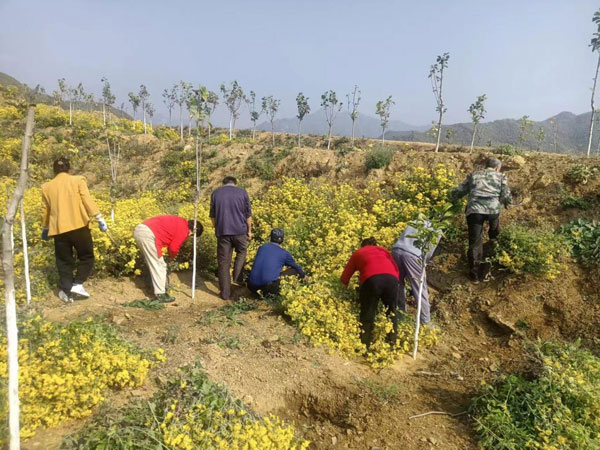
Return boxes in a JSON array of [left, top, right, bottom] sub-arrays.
[[560, 189, 592, 210], [560, 218, 600, 267], [365, 145, 395, 171], [494, 225, 566, 279], [470, 341, 600, 450], [566, 163, 598, 185], [492, 144, 524, 156]]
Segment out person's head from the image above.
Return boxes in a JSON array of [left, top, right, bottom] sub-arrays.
[[222, 176, 237, 186], [270, 228, 285, 244], [361, 237, 378, 247], [486, 157, 502, 172], [53, 157, 70, 175], [187, 220, 204, 238]]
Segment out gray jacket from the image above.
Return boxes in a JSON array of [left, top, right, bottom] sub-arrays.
[[392, 223, 442, 262]]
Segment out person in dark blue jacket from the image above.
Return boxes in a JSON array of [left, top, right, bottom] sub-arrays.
[[248, 228, 307, 296]]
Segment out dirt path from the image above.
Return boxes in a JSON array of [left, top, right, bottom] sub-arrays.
[[23, 270, 517, 450]]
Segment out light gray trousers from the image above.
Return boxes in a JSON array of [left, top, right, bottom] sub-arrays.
[[134, 224, 166, 295], [391, 248, 430, 324]]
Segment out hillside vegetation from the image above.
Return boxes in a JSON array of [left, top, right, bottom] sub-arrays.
[[1, 84, 600, 449]]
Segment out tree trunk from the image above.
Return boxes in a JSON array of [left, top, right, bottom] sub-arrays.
[[435, 111, 443, 153], [208, 120, 212, 140], [327, 125, 332, 150], [351, 120, 356, 147], [252, 123, 256, 141], [143, 107, 147, 134], [179, 106, 184, 140], [470, 124, 477, 153], [412, 256, 427, 360], [297, 119, 302, 147], [382, 127, 386, 144], [102, 103, 106, 126], [191, 137, 201, 300], [20, 201, 31, 305], [69, 102, 73, 126], [2, 105, 34, 450], [188, 117, 192, 137], [229, 114, 233, 141], [587, 53, 600, 157], [271, 122, 275, 147]]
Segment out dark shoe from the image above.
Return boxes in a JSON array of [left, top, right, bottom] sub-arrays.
[[156, 293, 176, 303], [469, 273, 480, 284]]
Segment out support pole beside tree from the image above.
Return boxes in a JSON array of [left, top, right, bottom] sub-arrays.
[[2, 105, 35, 450], [20, 200, 31, 305]]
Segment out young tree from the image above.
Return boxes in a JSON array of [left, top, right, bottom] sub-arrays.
[[128, 92, 139, 120], [138, 84, 150, 134], [189, 86, 208, 136], [106, 136, 120, 222], [175, 82, 191, 139], [2, 105, 34, 450], [549, 118, 558, 153], [518, 115, 533, 149], [321, 90, 342, 150], [587, 9, 600, 156], [375, 95, 395, 144], [445, 128, 455, 144], [147, 103, 155, 129], [220, 81, 245, 141], [85, 93, 95, 112], [66, 84, 76, 126], [536, 126, 545, 150], [429, 52, 450, 153], [468, 94, 487, 153], [261, 95, 281, 147], [162, 87, 176, 124], [101, 77, 116, 126], [119, 101, 126, 118], [57, 78, 68, 106], [346, 85, 361, 147], [246, 91, 261, 141], [296, 92, 311, 147], [203, 90, 219, 140]]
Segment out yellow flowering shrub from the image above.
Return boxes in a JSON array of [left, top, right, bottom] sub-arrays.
[[62, 364, 308, 449], [0, 316, 164, 442], [250, 167, 453, 367]]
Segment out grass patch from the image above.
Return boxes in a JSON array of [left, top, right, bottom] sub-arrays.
[[364, 144, 395, 171], [122, 299, 165, 311], [356, 378, 401, 404]]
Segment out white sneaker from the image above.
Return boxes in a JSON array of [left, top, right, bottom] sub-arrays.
[[70, 284, 90, 298], [58, 290, 74, 303]]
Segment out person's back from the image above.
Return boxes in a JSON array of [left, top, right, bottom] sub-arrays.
[[392, 222, 442, 262], [42, 172, 99, 236], [249, 243, 296, 287], [210, 184, 251, 237], [341, 245, 398, 285], [462, 168, 511, 216]]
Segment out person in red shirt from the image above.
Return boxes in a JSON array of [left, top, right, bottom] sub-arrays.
[[341, 237, 399, 349], [134, 215, 203, 302]]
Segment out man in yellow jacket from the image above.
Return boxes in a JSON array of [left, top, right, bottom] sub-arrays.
[[41, 157, 108, 303]]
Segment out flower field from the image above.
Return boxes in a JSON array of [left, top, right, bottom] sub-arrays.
[[0, 316, 164, 443]]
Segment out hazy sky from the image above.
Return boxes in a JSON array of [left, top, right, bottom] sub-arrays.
[[0, 0, 598, 127]]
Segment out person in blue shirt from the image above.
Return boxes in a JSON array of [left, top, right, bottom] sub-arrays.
[[248, 228, 307, 297]]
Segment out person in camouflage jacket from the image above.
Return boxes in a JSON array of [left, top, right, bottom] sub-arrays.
[[452, 157, 512, 282]]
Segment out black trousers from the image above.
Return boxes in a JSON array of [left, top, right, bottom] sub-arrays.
[[217, 234, 247, 300], [54, 226, 95, 293], [358, 274, 399, 349], [248, 268, 299, 297], [467, 213, 500, 280]]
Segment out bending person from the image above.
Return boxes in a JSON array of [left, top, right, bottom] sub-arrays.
[[248, 228, 307, 297], [391, 222, 442, 325], [134, 215, 203, 303], [41, 157, 107, 303], [340, 237, 399, 349]]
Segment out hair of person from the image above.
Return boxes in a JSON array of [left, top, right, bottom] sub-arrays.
[[486, 157, 502, 169], [270, 228, 285, 244], [53, 157, 70, 174], [188, 220, 204, 237], [222, 176, 237, 185], [361, 237, 377, 247]]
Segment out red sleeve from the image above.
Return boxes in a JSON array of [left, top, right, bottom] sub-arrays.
[[167, 219, 189, 258], [340, 252, 358, 286]]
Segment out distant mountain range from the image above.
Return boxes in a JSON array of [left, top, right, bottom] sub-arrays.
[[258, 109, 428, 138], [259, 107, 598, 154]]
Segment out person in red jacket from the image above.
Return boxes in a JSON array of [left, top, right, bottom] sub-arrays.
[[134, 215, 203, 302], [341, 237, 400, 349]]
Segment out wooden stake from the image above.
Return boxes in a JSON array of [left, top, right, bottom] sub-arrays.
[[412, 257, 427, 360], [2, 105, 35, 450], [191, 137, 201, 299]]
